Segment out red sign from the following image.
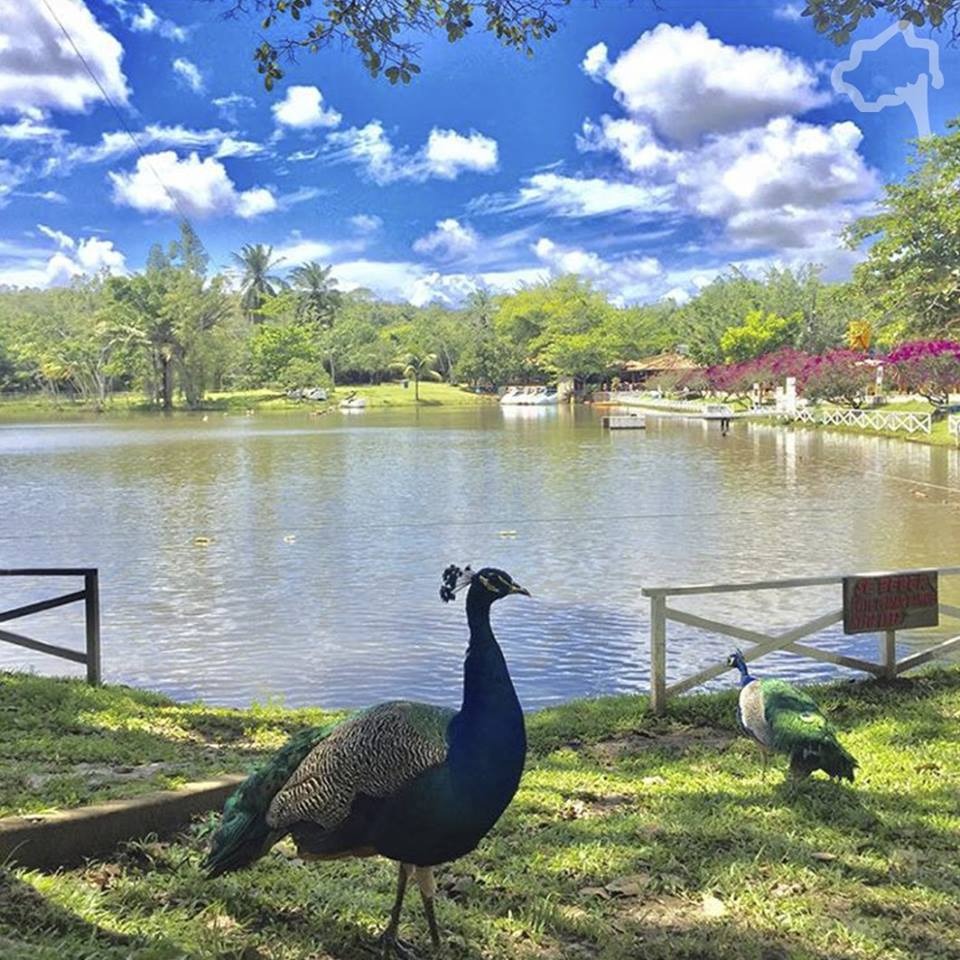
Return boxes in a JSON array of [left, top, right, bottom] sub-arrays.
[[843, 572, 939, 634]]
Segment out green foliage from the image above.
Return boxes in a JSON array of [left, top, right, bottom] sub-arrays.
[[248, 321, 327, 389], [720, 309, 800, 362], [232, 243, 285, 322], [799, 1, 960, 43], [233, 0, 568, 89], [847, 119, 960, 337]]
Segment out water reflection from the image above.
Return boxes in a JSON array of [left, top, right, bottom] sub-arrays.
[[1, 409, 957, 708]]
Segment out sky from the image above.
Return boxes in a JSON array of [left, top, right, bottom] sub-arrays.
[[0, 0, 957, 305]]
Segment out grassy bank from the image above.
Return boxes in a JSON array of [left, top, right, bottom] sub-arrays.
[[2, 669, 959, 959], [0, 384, 494, 420]]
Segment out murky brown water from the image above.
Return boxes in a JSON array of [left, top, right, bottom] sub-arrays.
[[1, 405, 958, 708]]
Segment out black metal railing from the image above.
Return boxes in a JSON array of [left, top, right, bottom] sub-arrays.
[[0, 568, 101, 684]]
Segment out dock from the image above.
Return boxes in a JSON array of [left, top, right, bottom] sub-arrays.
[[602, 414, 646, 430]]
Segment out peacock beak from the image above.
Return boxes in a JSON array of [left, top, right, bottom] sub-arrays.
[[510, 582, 531, 597]]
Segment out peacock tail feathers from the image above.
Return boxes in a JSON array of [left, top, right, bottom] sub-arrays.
[[760, 679, 858, 782], [204, 720, 341, 877]]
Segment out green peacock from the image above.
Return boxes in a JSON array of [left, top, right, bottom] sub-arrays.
[[204, 564, 530, 957], [727, 650, 857, 781]]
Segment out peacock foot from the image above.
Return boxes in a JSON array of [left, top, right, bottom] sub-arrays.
[[368, 929, 426, 960]]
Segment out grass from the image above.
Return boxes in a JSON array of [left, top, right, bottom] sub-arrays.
[[2, 668, 959, 959], [0, 384, 494, 420]]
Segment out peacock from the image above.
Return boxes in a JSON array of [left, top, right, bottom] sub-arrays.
[[204, 564, 529, 957], [726, 650, 857, 782]]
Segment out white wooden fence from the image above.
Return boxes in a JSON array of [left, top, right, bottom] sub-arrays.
[[642, 566, 960, 714], [792, 407, 932, 434], [950, 414, 960, 442]]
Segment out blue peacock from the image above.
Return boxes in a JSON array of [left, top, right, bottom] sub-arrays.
[[204, 564, 529, 956], [727, 650, 857, 782]]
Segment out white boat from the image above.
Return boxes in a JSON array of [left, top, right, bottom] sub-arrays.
[[500, 386, 560, 406], [339, 392, 367, 410]]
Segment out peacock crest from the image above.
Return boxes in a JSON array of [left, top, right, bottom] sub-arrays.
[[440, 564, 474, 602]]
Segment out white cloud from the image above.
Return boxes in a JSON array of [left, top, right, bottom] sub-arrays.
[[325, 121, 499, 184], [423, 129, 498, 178], [212, 93, 256, 124], [108, 151, 277, 219], [412, 219, 479, 260], [595, 22, 828, 145], [581, 42, 610, 80], [272, 85, 342, 129], [67, 124, 261, 165], [533, 236, 663, 301], [774, 3, 805, 22], [131, 3, 186, 41], [578, 117, 678, 173], [172, 57, 204, 93], [0, 1, 129, 114], [273, 237, 334, 264], [0, 117, 64, 141], [0, 225, 125, 288], [476, 172, 674, 218], [17, 190, 68, 203], [349, 214, 382, 234]]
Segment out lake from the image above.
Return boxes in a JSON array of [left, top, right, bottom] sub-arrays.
[[1, 404, 958, 710]]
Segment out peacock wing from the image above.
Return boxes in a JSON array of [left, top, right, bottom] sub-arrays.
[[265, 700, 455, 832], [760, 679, 836, 753]]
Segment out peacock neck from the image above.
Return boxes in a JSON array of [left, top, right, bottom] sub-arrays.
[[459, 588, 521, 719], [736, 664, 755, 688]]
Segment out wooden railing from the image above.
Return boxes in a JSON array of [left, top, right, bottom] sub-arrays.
[[791, 407, 932, 434], [0, 569, 101, 684], [950, 414, 960, 443], [642, 566, 960, 714]]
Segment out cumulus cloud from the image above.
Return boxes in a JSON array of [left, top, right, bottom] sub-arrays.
[[581, 42, 610, 80], [172, 57, 204, 93], [131, 3, 187, 41], [412, 219, 479, 260], [0, 225, 125, 288], [596, 22, 828, 145], [272, 85, 342, 129], [325, 121, 498, 183], [0, 2, 129, 114], [423, 129, 498, 178], [108, 151, 277, 219], [533, 236, 663, 301]]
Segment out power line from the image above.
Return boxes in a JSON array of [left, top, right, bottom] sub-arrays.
[[38, 0, 197, 229]]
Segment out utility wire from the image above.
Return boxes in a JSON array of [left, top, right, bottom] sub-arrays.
[[38, 0, 197, 229]]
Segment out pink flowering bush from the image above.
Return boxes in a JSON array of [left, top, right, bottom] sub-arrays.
[[798, 350, 875, 407], [884, 340, 960, 407]]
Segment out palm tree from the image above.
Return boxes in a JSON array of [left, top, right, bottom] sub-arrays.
[[289, 261, 341, 327], [392, 350, 442, 402], [232, 244, 285, 322]]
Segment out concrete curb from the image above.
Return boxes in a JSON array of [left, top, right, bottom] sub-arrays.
[[0, 774, 245, 871]]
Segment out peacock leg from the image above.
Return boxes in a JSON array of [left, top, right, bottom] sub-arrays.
[[374, 862, 418, 960], [760, 748, 769, 781], [414, 866, 441, 950]]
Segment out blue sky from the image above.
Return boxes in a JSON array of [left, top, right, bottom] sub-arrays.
[[1, 0, 957, 304]]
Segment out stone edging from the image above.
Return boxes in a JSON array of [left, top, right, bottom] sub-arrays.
[[0, 774, 244, 871]]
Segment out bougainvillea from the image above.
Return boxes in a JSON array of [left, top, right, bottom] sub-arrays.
[[884, 340, 960, 406], [799, 350, 876, 407]]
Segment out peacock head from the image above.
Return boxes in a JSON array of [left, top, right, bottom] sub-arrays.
[[440, 564, 530, 603], [726, 649, 749, 673]]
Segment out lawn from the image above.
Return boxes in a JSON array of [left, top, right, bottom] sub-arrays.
[[1, 668, 958, 960]]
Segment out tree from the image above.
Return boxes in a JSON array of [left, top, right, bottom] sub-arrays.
[[232, 244, 285, 322], [289, 261, 341, 327], [800, 350, 876, 407], [885, 339, 960, 406], [392, 350, 441, 401], [249, 321, 328, 388], [720, 309, 800, 363], [847, 120, 960, 337], [797, 2, 960, 44], [219, 0, 569, 89]]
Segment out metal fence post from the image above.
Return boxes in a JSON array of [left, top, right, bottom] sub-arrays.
[[84, 570, 101, 685], [650, 594, 667, 715]]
